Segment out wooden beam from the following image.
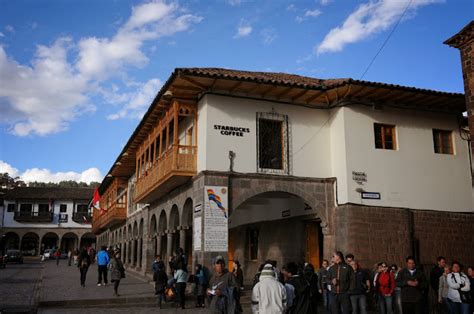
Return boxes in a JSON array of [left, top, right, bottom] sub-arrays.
[[275, 87, 292, 99], [171, 84, 203, 92], [229, 81, 244, 93], [305, 90, 325, 103], [349, 86, 370, 98], [292, 89, 310, 102], [180, 76, 207, 90], [261, 85, 278, 98]]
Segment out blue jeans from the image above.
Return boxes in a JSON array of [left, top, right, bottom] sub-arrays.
[[378, 295, 393, 314], [447, 299, 470, 314], [323, 290, 332, 314], [350, 294, 367, 314]]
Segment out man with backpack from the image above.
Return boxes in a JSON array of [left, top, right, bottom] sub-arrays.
[[96, 246, 110, 286]]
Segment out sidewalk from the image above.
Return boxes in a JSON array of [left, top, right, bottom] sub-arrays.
[[39, 259, 156, 308]]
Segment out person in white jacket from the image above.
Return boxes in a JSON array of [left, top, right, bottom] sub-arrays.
[[252, 264, 287, 314], [446, 261, 471, 314]]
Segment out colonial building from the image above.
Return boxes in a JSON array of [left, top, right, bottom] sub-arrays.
[[92, 67, 473, 282], [0, 187, 95, 255]]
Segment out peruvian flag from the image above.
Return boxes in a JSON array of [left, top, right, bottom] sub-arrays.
[[82, 215, 89, 223], [92, 188, 104, 214]]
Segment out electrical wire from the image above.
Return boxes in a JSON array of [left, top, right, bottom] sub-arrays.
[[359, 0, 413, 80]]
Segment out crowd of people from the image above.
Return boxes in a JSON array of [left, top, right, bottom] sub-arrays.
[[64, 245, 473, 314]]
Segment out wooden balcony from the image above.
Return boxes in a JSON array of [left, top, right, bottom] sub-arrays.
[[14, 211, 53, 223], [134, 144, 197, 203], [91, 202, 127, 234]]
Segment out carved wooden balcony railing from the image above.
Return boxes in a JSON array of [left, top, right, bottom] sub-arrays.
[[14, 211, 53, 223]]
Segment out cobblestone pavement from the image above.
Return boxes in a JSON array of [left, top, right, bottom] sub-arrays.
[[0, 259, 43, 313]]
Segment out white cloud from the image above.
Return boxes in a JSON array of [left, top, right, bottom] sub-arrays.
[[320, 0, 332, 5], [0, 32, 4, 37], [234, 20, 252, 38], [316, 0, 442, 54], [261, 28, 277, 45], [287, 4, 297, 11], [0, 1, 202, 135], [0, 160, 102, 184], [296, 9, 322, 22], [227, 0, 241, 6], [5, 25, 14, 33], [107, 78, 162, 120]]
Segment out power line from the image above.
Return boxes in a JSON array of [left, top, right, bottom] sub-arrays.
[[359, 0, 413, 80]]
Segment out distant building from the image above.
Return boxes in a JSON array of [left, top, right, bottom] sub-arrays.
[[92, 67, 473, 282], [0, 187, 95, 255]]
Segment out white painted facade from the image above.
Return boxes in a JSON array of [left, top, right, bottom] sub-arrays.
[[2, 199, 91, 229], [197, 94, 473, 212]]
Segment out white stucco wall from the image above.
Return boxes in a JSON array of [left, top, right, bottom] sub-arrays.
[[198, 94, 332, 177], [339, 105, 472, 212], [197, 94, 473, 212], [3, 200, 91, 228]]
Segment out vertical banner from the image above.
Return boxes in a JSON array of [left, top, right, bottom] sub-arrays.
[[193, 216, 202, 251], [204, 186, 228, 252]]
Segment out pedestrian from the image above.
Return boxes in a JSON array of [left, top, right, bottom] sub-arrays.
[[328, 251, 354, 314], [207, 255, 237, 314], [467, 266, 474, 313], [55, 248, 61, 266], [283, 261, 312, 314], [96, 245, 110, 286], [152, 255, 164, 273], [194, 263, 206, 308], [109, 251, 125, 296], [68, 249, 72, 266], [233, 260, 244, 312], [154, 261, 168, 309], [430, 256, 446, 313], [77, 248, 91, 287], [253, 263, 265, 287], [438, 265, 450, 313], [395, 256, 427, 314], [346, 254, 355, 265], [349, 260, 370, 314], [251, 263, 287, 313], [303, 263, 319, 312], [174, 260, 188, 309], [446, 261, 471, 314], [318, 259, 332, 314], [375, 262, 395, 314], [390, 264, 403, 314]]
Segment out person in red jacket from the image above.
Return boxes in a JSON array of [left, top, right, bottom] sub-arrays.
[[375, 262, 395, 314]]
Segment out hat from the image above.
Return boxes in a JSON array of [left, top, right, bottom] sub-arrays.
[[260, 264, 275, 278], [215, 255, 225, 265]]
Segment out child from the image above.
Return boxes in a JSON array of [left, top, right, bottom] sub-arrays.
[[153, 262, 168, 309], [194, 264, 206, 307]]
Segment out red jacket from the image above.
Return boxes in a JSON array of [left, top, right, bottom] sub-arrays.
[[376, 272, 395, 295]]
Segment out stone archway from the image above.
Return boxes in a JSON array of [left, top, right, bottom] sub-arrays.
[[158, 210, 167, 261], [62, 232, 79, 252], [2, 232, 20, 252], [21, 232, 40, 256], [41, 232, 59, 251], [169, 205, 180, 258], [150, 214, 157, 257], [80, 232, 96, 250], [181, 198, 193, 265], [138, 218, 144, 269]]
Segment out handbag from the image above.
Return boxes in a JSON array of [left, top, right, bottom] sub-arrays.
[[451, 273, 472, 303], [165, 287, 175, 299]]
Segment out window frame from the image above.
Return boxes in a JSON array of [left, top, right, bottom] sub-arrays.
[[60, 204, 67, 213], [7, 203, 16, 212], [256, 112, 290, 175], [374, 123, 397, 150], [432, 129, 454, 155]]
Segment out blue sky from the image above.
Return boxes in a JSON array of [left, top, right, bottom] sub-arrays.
[[0, 0, 472, 183]]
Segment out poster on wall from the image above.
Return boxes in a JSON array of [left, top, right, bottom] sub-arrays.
[[193, 216, 202, 251], [204, 185, 228, 252]]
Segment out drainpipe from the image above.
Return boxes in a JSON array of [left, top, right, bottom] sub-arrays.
[[407, 209, 419, 263]]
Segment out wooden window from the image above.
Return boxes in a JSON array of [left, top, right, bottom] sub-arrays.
[[433, 129, 453, 154], [258, 119, 284, 169], [20, 203, 32, 213], [374, 123, 396, 150], [248, 228, 259, 261], [60, 204, 67, 213], [76, 204, 89, 213], [7, 203, 15, 212]]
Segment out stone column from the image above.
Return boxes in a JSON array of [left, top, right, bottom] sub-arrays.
[[166, 231, 173, 261], [156, 236, 162, 258], [179, 228, 186, 251]]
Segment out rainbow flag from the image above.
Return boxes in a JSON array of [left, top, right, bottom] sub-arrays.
[[207, 189, 227, 218]]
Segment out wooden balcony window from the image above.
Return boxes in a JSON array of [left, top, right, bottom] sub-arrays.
[[14, 211, 53, 222]]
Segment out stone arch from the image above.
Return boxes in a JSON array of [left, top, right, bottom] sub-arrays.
[[169, 204, 180, 231], [150, 214, 157, 236], [41, 232, 59, 251], [80, 232, 96, 249], [158, 210, 167, 233], [182, 198, 193, 227], [61, 232, 79, 252], [21, 232, 40, 256], [3, 232, 20, 250]]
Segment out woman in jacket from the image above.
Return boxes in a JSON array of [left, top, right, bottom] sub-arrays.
[[375, 263, 395, 314], [438, 265, 450, 312], [109, 251, 125, 296], [194, 264, 206, 308], [77, 248, 91, 287], [174, 261, 188, 309], [447, 261, 471, 314]]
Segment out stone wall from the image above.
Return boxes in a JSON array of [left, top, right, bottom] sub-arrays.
[[334, 204, 474, 269]]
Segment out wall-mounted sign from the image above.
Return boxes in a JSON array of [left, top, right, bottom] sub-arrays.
[[352, 171, 367, 185], [204, 186, 228, 252], [282, 210, 291, 218], [361, 192, 381, 200], [193, 216, 202, 251], [214, 125, 250, 137], [194, 204, 202, 213]]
